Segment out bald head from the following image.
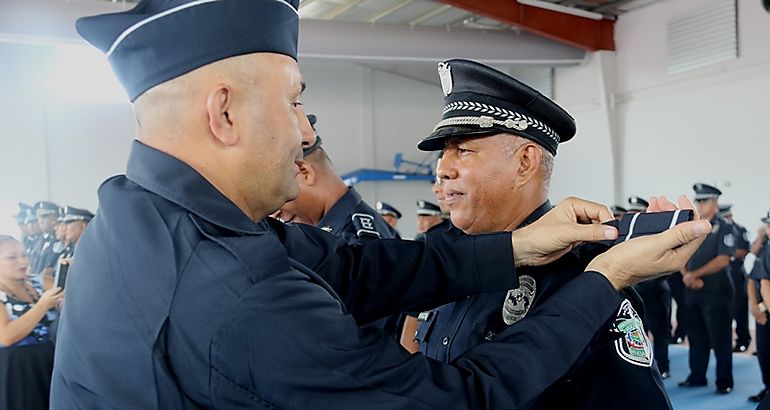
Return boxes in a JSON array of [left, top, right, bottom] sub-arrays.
[[132, 53, 315, 221]]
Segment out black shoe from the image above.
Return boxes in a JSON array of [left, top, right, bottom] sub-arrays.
[[660, 371, 670, 379], [679, 380, 707, 387], [733, 345, 748, 353], [749, 389, 768, 403], [716, 386, 733, 395]]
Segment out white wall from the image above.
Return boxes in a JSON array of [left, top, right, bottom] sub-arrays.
[[0, 45, 440, 239], [552, 0, 770, 265]]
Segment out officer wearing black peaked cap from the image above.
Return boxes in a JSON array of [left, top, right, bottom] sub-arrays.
[[52, 2, 708, 409], [12, 203, 40, 255], [412, 59, 677, 409], [719, 204, 752, 352], [29, 201, 62, 277], [679, 183, 735, 394], [376, 201, 401, 229]]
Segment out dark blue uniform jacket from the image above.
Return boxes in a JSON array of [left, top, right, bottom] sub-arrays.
[[51, 141, 623, 409], [417, 202, 671, 409]]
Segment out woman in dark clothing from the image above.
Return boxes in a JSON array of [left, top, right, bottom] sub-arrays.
[[0, 235, 64, 410]]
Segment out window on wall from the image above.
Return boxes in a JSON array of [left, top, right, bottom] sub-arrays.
[[667, 0, 738, 74], [47, 43, 127, 103]]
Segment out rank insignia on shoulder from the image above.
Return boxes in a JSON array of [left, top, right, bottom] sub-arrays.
[[320, 226, 333, 233], [502, 275, 536, 325], [612, 299, 653, 367], [351, 213, 380, 239]]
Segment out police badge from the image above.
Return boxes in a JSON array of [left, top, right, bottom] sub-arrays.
[[612, 299, 653, 367], [438, 62, 453, 96], [502, 275, 536, 325]]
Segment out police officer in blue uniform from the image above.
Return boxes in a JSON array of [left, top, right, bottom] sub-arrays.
[[414, 199, 448, 241], [275, 113, 399, 245], [720, 204, 752, 352], [51, 2, 710, 408], [749, 212, 770, 403], [611, 205, 627, 220], [11, 203, 37, 255], [628, 196, 672, 378], [413, 59, 672, 409], [29, 201, 62, 278], [376, 201, 401, 230], [679, 183, 735, 394]]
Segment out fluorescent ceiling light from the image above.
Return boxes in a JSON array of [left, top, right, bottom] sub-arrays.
[[517, 0, 604, 21]]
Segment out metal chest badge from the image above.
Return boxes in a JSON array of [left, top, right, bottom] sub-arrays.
[[438, 62, 453, 96], [612, 299, 653, 367], [502, 275, 536, 325]]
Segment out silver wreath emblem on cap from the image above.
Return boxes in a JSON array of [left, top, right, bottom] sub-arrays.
[[502, 275, 537, 325], [438, 62, 453, 96]]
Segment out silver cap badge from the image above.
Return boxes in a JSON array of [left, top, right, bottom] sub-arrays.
[[438, 62, 453, 96]]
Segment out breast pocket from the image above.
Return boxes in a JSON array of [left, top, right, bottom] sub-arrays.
[[414, 311, 438, 345]]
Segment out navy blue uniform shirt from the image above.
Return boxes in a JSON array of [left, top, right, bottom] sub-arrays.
[[416, 202, 670, 409], [730, 222, 750, 273], [51, 140, 624, 409], [687, 216, 735, 300], [317, 187, 400, 244]]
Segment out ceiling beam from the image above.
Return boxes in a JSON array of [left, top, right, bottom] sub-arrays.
[[435, 0, 615, 51]]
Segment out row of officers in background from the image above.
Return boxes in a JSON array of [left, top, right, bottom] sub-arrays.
[[613, 184, 770, 404], [12, 202, 94, 287]]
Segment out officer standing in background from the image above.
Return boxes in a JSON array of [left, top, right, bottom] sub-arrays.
[[414, 199, 447, 240], [274, 113, 399, 244], [720, 204, 752, 352], [679, 183, 735, 394], [412, 59, 672, 409], [611, 205, 627, 220], [748, 211, 770, 403], [629, 195, 671, 378], [29, 201, 62, 278], [11, 203, 37, 255], [52, 1, 710, 408], [376, 202, 401, 230]]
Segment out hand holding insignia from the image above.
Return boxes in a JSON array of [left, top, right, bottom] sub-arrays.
[[586, 195, 710, 290]]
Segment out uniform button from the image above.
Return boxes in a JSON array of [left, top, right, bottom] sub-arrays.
[[442, 337, 449, 346]]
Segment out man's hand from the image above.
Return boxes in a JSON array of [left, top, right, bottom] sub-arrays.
[[682, 272, 704, 290], [586, 195, 711, 290], [751, 303, 767, 326], [511, 197, 618, 267]]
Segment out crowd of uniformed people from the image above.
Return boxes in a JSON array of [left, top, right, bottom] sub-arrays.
[[2, 1, 769, 409]]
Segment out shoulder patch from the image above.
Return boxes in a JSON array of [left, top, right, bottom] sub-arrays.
[[612, 299, 653, 367], [724, 233, 735, 247], [351, 213, 380, 239]]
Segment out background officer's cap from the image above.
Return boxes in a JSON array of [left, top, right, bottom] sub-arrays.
[[627, 196, 649, 212], [611, 205, 627, 215], [761, 211, 770, 225], [718, 204, 733, 217], [303, 113, 323, 157], [76, 0, 300, 102], [61, 206, 95, 223], [34, 201, 60, 217], [418, 59, 576, 156], [376, 202, 402, 219], [692, 183, 722, 201], [416, 200, 442, 217], [12, 203, 34, 224]]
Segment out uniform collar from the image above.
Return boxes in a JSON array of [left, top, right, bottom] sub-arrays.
[[318, 187, 361, 233], [125, 140, 263, 235], [516, 200, 553, 230]]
